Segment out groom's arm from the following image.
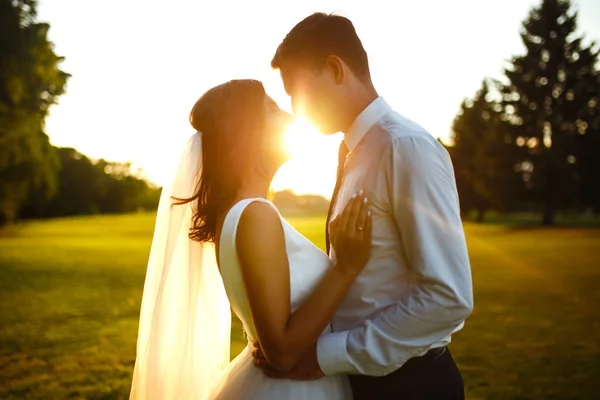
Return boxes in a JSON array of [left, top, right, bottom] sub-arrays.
[[317, 135, 474, 377]]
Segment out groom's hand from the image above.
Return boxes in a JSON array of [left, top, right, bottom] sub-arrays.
[[252, 342, 325, 381], [251, 341, 268, 368]]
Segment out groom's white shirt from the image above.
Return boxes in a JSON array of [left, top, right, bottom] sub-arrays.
[[317, 97, 473, 377]]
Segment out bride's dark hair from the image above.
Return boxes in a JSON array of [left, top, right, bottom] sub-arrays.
[[175, 79, 268, 243]]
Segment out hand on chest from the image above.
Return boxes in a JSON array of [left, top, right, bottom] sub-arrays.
[[332, 158, 383, 220]]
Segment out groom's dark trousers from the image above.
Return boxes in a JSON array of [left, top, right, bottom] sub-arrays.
[[348, 346, 465, 400]]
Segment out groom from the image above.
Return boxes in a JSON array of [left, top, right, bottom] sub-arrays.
[[256, 13, 473, 399]]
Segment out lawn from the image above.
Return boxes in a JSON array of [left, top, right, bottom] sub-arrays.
[[1, 212, 599, 399]]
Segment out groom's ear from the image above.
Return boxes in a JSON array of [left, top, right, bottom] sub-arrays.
[[324, 56, 345, 85]]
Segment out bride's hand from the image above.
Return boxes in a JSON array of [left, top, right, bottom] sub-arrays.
[[329, 190, 372, 276]]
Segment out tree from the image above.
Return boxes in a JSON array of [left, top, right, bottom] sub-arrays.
[[501, 0, 600, 225], [95, 159, 161, 214], [574, 74, 600, 214], [447, 79, 519, 222], [21, 148, 161, 218], [0, 0, 69, 223]]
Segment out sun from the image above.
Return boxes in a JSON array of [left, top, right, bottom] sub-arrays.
[[272, 116, 342, 198], [284, 116, 323, 159]]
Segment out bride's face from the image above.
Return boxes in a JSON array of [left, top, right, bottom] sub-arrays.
[[261, 97, 293, 167]]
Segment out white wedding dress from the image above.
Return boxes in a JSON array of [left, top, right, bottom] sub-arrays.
[[210, 198, 352, 399]]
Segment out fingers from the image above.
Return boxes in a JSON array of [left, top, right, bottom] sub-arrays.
[[251, 341, 262, 355], [338, 194, 356, 234], [363, 209, 373, 243], [346, 190, 365, 236], [252, 347, 266, 361], [251, 342, 291, 380], [341, 191, 363, 233], [253, 356, 269, 369], [252, 356, 287, 379], [331, 190, 371, 252], [251, 344, 270, 371], [354, 191, 369, 238], [251, 342, 267, 365]]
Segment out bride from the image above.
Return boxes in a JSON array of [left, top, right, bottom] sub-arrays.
[[129, 79, 371, 399]]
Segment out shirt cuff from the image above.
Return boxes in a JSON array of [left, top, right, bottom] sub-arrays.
[[316, 330, 356, 376]]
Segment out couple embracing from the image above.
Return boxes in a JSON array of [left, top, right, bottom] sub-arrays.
[[130, 12, 473, 400]]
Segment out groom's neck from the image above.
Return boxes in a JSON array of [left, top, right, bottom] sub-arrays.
[[341, 84, 379, 135]]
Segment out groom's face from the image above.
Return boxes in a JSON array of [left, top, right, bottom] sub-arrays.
[[279, 65, 342, 135]]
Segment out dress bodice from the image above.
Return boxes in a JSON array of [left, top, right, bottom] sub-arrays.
[[218, 198, 332, 342]]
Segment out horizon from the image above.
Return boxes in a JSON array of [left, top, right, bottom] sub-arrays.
[[37, 0, 600, 199]]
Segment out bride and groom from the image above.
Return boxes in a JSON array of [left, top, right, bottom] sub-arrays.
[[130, 12, 473, 400]]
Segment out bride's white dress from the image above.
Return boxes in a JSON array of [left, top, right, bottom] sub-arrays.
[[210, 198, 352, 399]]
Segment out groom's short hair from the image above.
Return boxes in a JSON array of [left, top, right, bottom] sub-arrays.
[[271, 13, 371, 81]]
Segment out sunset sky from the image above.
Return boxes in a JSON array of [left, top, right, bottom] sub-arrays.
[[37, 0, 600, 198]]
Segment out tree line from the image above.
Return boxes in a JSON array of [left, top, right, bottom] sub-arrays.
[[0, 0, 159, 225], [446, 0, 600, 225], [2, 0, 599, 227]]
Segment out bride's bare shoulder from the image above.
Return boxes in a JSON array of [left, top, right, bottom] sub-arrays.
[[237, 200, 282, 242]]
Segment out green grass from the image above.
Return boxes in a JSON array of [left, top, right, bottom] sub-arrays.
[[1, 213, 599, 399]]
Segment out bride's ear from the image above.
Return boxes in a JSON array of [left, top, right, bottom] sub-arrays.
[[324, 55, 345, 84]]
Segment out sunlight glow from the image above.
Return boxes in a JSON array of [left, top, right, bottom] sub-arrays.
[[284, 116, 323, 158], [271, 117, 342, 198]]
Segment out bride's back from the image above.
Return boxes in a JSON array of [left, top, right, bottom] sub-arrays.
[[217, 197, 332, 342]]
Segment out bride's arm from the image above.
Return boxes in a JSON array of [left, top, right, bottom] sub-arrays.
[[236, 193, 371, 373]]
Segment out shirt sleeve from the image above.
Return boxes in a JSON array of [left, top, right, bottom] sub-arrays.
[[317, 135, 473, 376]]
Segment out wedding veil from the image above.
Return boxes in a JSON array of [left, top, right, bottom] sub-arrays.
[[130, 132, 231, 399]]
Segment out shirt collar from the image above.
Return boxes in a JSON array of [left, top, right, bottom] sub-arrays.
[[344, 96, 392, 152]]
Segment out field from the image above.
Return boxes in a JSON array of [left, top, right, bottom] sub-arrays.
[[1, 212, 599, 399]]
